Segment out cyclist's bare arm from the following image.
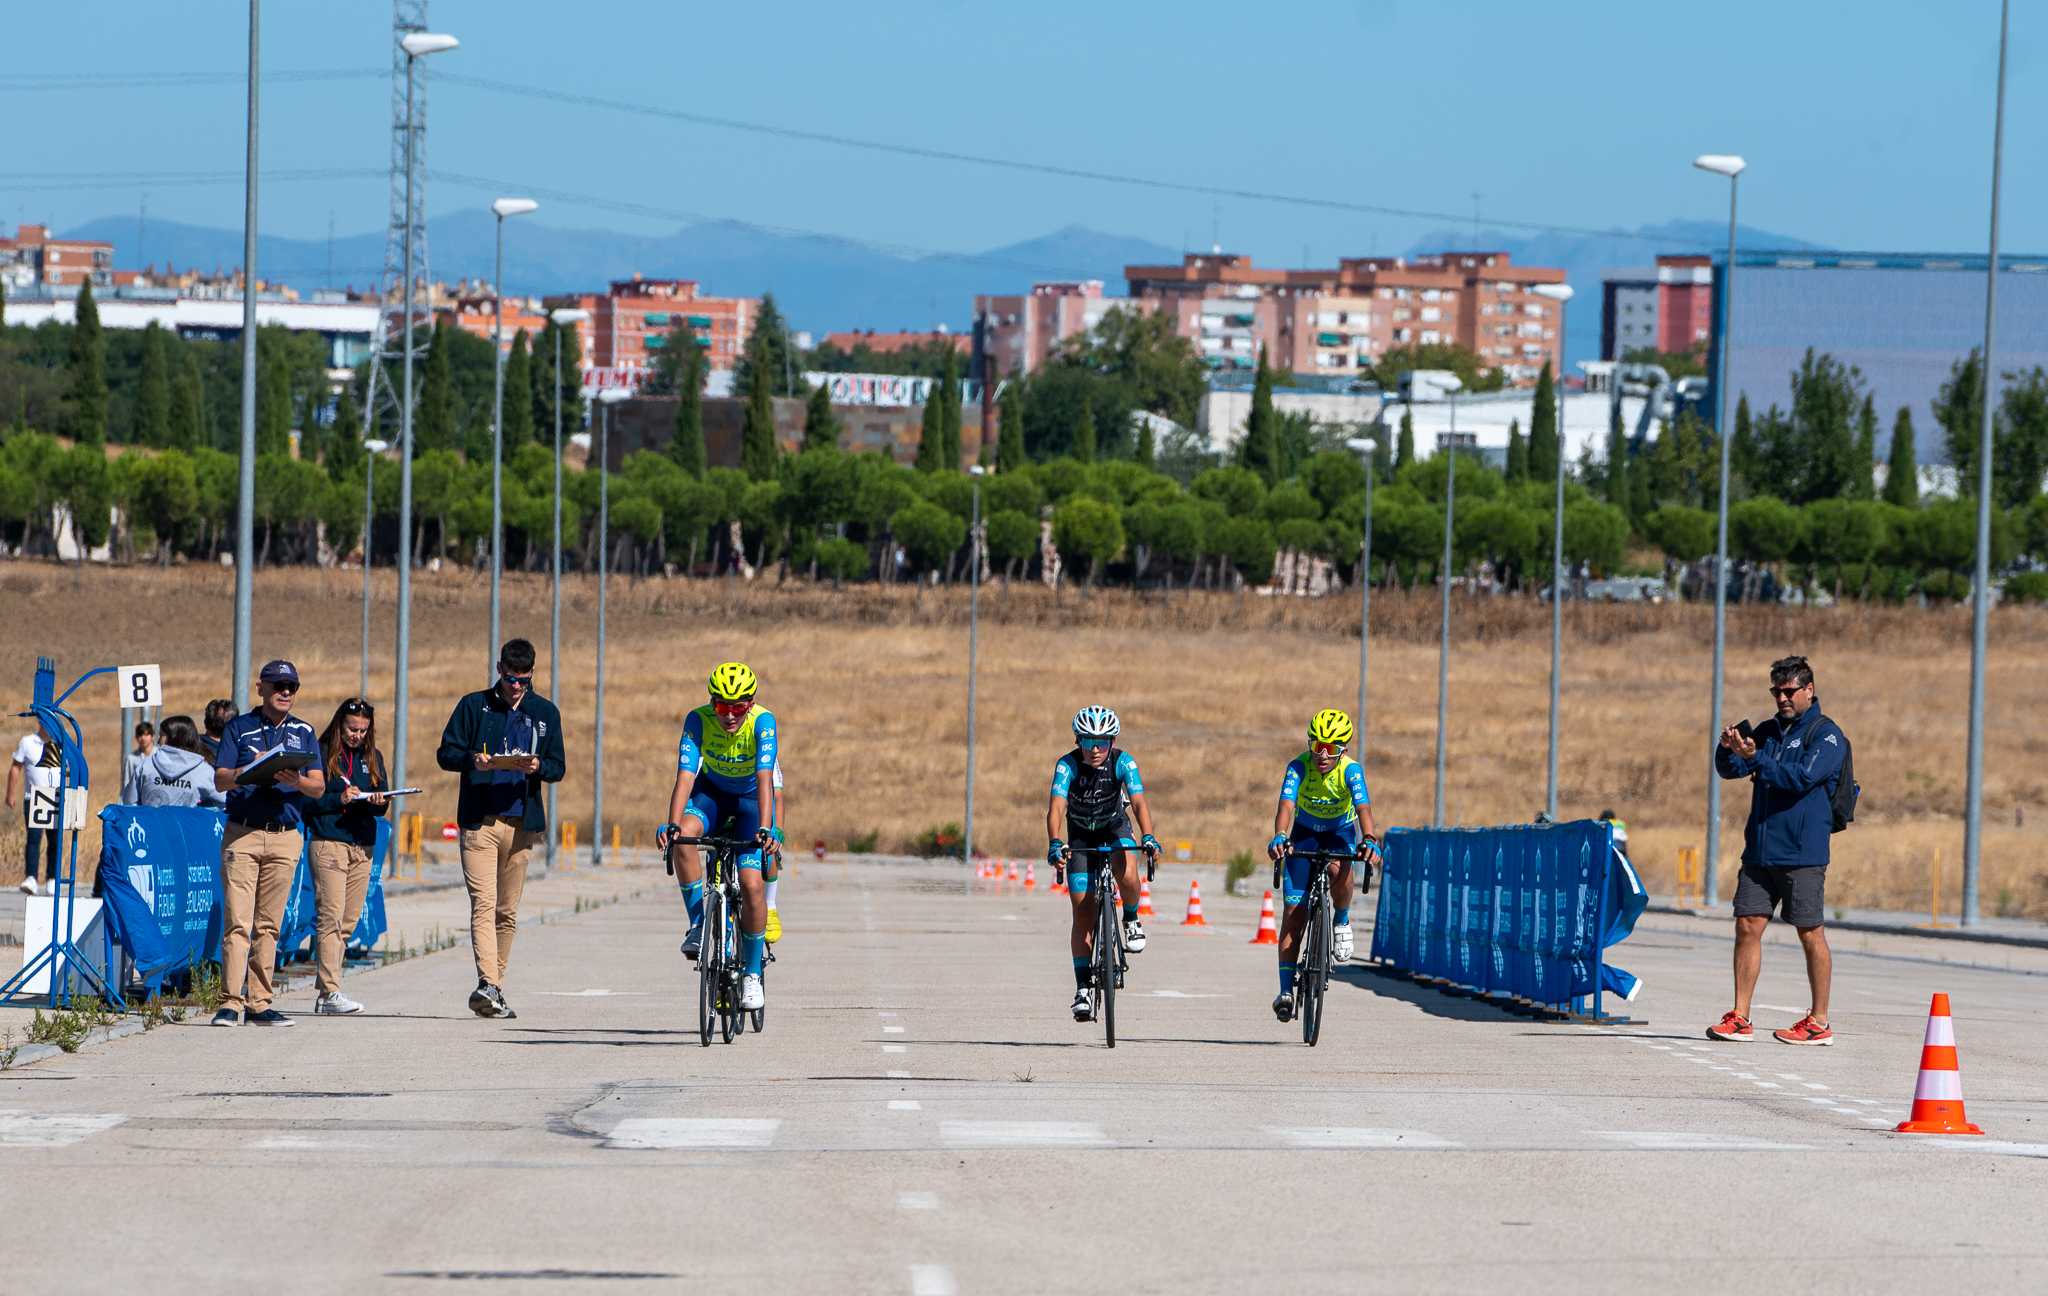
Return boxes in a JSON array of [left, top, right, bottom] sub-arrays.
[[1272, 798, 1298, 853], [1046, 794, 1068, 851], [1129, 791, 1156, 845]]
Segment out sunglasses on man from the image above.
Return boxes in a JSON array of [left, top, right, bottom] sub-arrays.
[[1312, 741, 1347, 757], [500, 672, 534, 691], [1768, 683, 1808, 699]]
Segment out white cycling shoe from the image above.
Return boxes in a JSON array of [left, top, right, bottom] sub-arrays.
[[740, 975, 765, 1011], [1071, 989, 1093, 1022], [1123, 920, 1147, 953], [1333, 923, 1355, 963]]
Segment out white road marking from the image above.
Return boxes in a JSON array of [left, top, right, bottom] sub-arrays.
[[1917, 1139, 2048, 1157], [1732, 1072, 1759, 1079], [1802, 1082, 1829, 1091], [887, 1070, 911, 1079], [882, 1044, 908, 1054], [1755, 1004, 1808, 1013], [253, 1135, 359, 1150], [534, 989, 646, 997], [1849, 1098, 1881, 1106], [605, 1118, 779, 1150], [1598, 1131, 1811, 1152], [910, 1264, 958, 1296], [897, 1192, 940, 1211], [1648, 1044, 1674, 1051], [1775, 1073, 1805, 1081], [889, 1100, 922, 1111], [1268, 1127, 1461, 1149], [0, 1112, 126, 1147], [941, 1121, 1108, 1148], [1829, 1108, 1864, 1117], [884, 1026, 907, 1034], [1752, 1082, 1781, 1089], [1147, 990, 1224, 998]]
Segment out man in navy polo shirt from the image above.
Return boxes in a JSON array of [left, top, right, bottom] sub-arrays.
[[211, 659, 324, 1027]]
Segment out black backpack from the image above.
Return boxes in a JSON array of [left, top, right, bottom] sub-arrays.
[[1827, 722, 1859, 833]]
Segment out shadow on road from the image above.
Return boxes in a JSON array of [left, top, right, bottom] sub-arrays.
[[1330, 963, 1611, 1026]]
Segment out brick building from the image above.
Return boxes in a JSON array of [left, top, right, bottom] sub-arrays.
[[1600, 254, 1715, 360], [544, 276, 757, 394], [972, 280, 1138, 379], [0, 223, 114, 291], [435, 289, 550, 351], [820, 328, 969, 358], [1124, 250, 1567, 387]]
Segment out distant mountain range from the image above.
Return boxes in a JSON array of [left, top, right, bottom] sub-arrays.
[[65, 213, 1820, 363]]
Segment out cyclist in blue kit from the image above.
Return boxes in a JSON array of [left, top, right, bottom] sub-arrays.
[[1046, 705, 1161, 1023], [656, 661, 780, 1013], [1266, 708, 1380, 1022]]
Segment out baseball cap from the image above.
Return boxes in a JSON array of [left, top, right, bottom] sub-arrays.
[[258, 659, 300, 686]]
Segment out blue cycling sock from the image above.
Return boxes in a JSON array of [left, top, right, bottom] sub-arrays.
[[1073, 956, 1090, 989], [683, 881, 704, 926], [1122, 901, 1139, 922], [1279, 963, 1297, 994], [743, 931, 766, 977], [1334, 907, 1350, 926]]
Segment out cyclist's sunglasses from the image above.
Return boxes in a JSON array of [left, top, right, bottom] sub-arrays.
[[1312, 741, 1347, 757], [341, 698, 374, 716], [1077, 737, 1112, 750], [712, 698, 754, 716]]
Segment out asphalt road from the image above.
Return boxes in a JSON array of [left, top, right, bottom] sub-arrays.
[[3, 860, 2044, 1295]]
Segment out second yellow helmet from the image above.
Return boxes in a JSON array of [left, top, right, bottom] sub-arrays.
[[1307, 708, 1354, 745]]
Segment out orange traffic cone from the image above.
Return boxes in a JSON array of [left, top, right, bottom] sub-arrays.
[[1007, 860, 1019, 884], [1137, 878, 1155, 918], [1051, 871, 1066, 895], [1895, 993, 1985, 1135], [1181, 879, 1208, 926], [1024, 861, 1037, 891], [1249, 891, 1279, 944]]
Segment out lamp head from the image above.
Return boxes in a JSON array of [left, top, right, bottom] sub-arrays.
[[364, 438, 391, 454], [400, 32, 459, 57], [1345, 437, 1377, 455], [969, 464, 987, 477], [491, 198, 539, 219], [1693, 154, 1746, 178]]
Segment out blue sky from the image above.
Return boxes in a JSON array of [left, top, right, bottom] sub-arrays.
[[3, 1, 2041, 264]]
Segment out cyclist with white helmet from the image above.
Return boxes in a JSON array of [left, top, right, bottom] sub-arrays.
[[657, 661, 780, 1013], [1266, 708, 1380, 1022], [1047, 705, 1161, 1023]]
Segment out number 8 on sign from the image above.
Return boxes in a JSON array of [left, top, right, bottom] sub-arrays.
[[119, 664, 163, 707]]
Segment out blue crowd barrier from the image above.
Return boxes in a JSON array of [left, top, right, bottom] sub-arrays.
[[95, 806, 389, 997], [1368, 820, 1644, 1018]]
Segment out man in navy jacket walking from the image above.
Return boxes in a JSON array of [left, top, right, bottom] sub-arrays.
[[1707, 655, 1846, 1047]]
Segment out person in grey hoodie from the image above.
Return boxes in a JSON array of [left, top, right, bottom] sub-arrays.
[[132, 716, 227, 809]]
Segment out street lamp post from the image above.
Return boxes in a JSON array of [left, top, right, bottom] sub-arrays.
[[964, 465, 986, 884], [1532, 282, 1575, 820], [1433, 378, 1464, 827], [544, 306, 587, 872], [1963, 0, 2010, 926], [360, 437, 390, 699], [488, 197, 539, 673], [1694, 152, 1746, 906], [592, 387, 628, 867], [232, 0, 260, 708], [389, 29, 458, 796], [1344, 435, 1379, 760]]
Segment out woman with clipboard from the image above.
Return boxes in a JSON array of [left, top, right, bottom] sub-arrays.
[[306, 698, 398, 1016]]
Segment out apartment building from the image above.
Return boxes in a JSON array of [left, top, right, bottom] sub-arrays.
[[0, 223, 114, 291], [544, 276, 757, 392], [973, 280, 1140, 379], [1599, 254, 1714, 359], [1124, 250, 1567, 387], [435, 288, 551, 351], [821, 328, 970, 358]]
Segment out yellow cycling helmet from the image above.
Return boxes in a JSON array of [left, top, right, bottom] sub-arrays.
[[1307, 708, 1354, 746], [707, 661, 758, 702]]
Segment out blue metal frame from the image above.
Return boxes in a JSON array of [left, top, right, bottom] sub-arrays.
[[2, 658, 124, 1011]]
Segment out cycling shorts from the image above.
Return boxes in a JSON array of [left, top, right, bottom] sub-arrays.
[[1066, 828, 1137, 898], [683, 778, 765, 871], [1284, 822, 1362, 906]]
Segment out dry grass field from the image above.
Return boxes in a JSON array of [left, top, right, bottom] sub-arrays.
[[3, 562, 2045, 918]]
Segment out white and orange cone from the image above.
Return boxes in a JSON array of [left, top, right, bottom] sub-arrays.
[[1895, 993, 1985, 1135], [1249, 890, 1279, 945], [1137, 878, 1155, 918], [1006, 860, 1019, 884], [1181, 879, 1208, 926], [1024, 860, 1036, 891]]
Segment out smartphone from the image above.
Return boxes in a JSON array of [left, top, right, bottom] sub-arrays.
[[1735, 719, 1755, 741]]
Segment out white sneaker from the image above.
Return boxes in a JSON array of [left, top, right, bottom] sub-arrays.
[[1071, 989, 1093, 1022], [18, 878, 36, 895], [1333, 923, 1355, 963], [740, 974, 765, 1011], [314, 991, 364, 1015], [1624, 976, 1645, 1004], [1123, 919, 1147, 953]]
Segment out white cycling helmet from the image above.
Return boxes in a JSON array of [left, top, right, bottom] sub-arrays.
[[1072, 705, 1120, 740]]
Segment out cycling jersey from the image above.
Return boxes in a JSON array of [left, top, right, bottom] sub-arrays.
[[1279, 752, 1369, 828], [1050, 748, 1143, 834], [677, 704, 777, 794]]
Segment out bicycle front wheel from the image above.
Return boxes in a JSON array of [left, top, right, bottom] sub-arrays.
[[697, 892, 721, 1047], [1097, 877, 1119, 1049], [1302, 894, 1331, 1046]]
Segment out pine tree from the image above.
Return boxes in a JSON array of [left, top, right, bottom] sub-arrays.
[[736, 293, 798, 397], [168, 361, 203, 451], [938, 347, 962, 470], [915, 388, 944, 472], [502, 330, 535, 449], [671, 331, 707, 476], [1504, 417, 1527, 482], [65, 279, 108, 445], [1239, 347, 1279, 484], [1527, 360, 1558, 487], [802, 382, 839, 451], [134, 321, 172, 447], [255, 339, 292, 457], [997, 379, 1025, 472], [1395, 408, 1415, 472], [418, 322, 456, 454], [1884, 406, 1919, 507], [739, 345, 779, 480], [1073, 398, 1097, 462]]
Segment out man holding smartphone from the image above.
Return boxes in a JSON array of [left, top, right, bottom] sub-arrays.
[[1708, 655, 1846, 1046], [436, 639, 566, 1020]]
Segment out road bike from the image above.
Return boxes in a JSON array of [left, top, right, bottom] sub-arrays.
[[1060, 841, 1157, 1049], [1273, 842, 1374, 1047], [668, 833, 760, 1045]]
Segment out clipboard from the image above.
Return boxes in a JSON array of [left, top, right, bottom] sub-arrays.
[[478, 753, 534, 771], [235, 747, 316, 786]]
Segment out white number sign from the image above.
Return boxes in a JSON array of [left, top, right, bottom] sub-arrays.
[[118, 664, 163, 708], [25, 786, 58, 832]]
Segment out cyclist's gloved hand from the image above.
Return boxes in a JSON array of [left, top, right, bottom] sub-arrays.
[[1139, 833, 1161, 857], [657, 822, 680, 847], [1268, 833, 1289, 861], [1047, 839, 1068, 866]]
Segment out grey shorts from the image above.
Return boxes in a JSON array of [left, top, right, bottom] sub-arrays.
[[1734, 863, 1827, 927]]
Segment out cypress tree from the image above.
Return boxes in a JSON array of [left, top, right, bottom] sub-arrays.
[[168, 360, 203, 451], [1605, 408, 1630, 506], [503, 330, 535, 448], [1883, 406, 1919, 507], [916, 388, 943, 472], [1395, 408, 1415, 472], [802, 382, 839, 451], [532, 319, 558, 438], [1135, 419, 1156, 468], [1851, 393, 1877, 500], [739, 346, 779, 480], [1504, 417, 1527, 482], [1527, 360, 1558, 487], [418, 321, 455, 454], [1073, 398, 1097, 463], [134, 321, 172, 447], [255, 339, 292, 457], [997, 379, 1025, 472], [938, 347, 962, 470], [1239, 347, 1280, 484], [65, 279, 108, 446], [671, 332, 707, 476], [329, 380, 364, 479], [1728, 393, 1757, 495]]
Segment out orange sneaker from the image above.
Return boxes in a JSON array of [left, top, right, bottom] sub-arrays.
[[1706, 1011, 1755, 1042], [1773, 1015, 1834, 1045]]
